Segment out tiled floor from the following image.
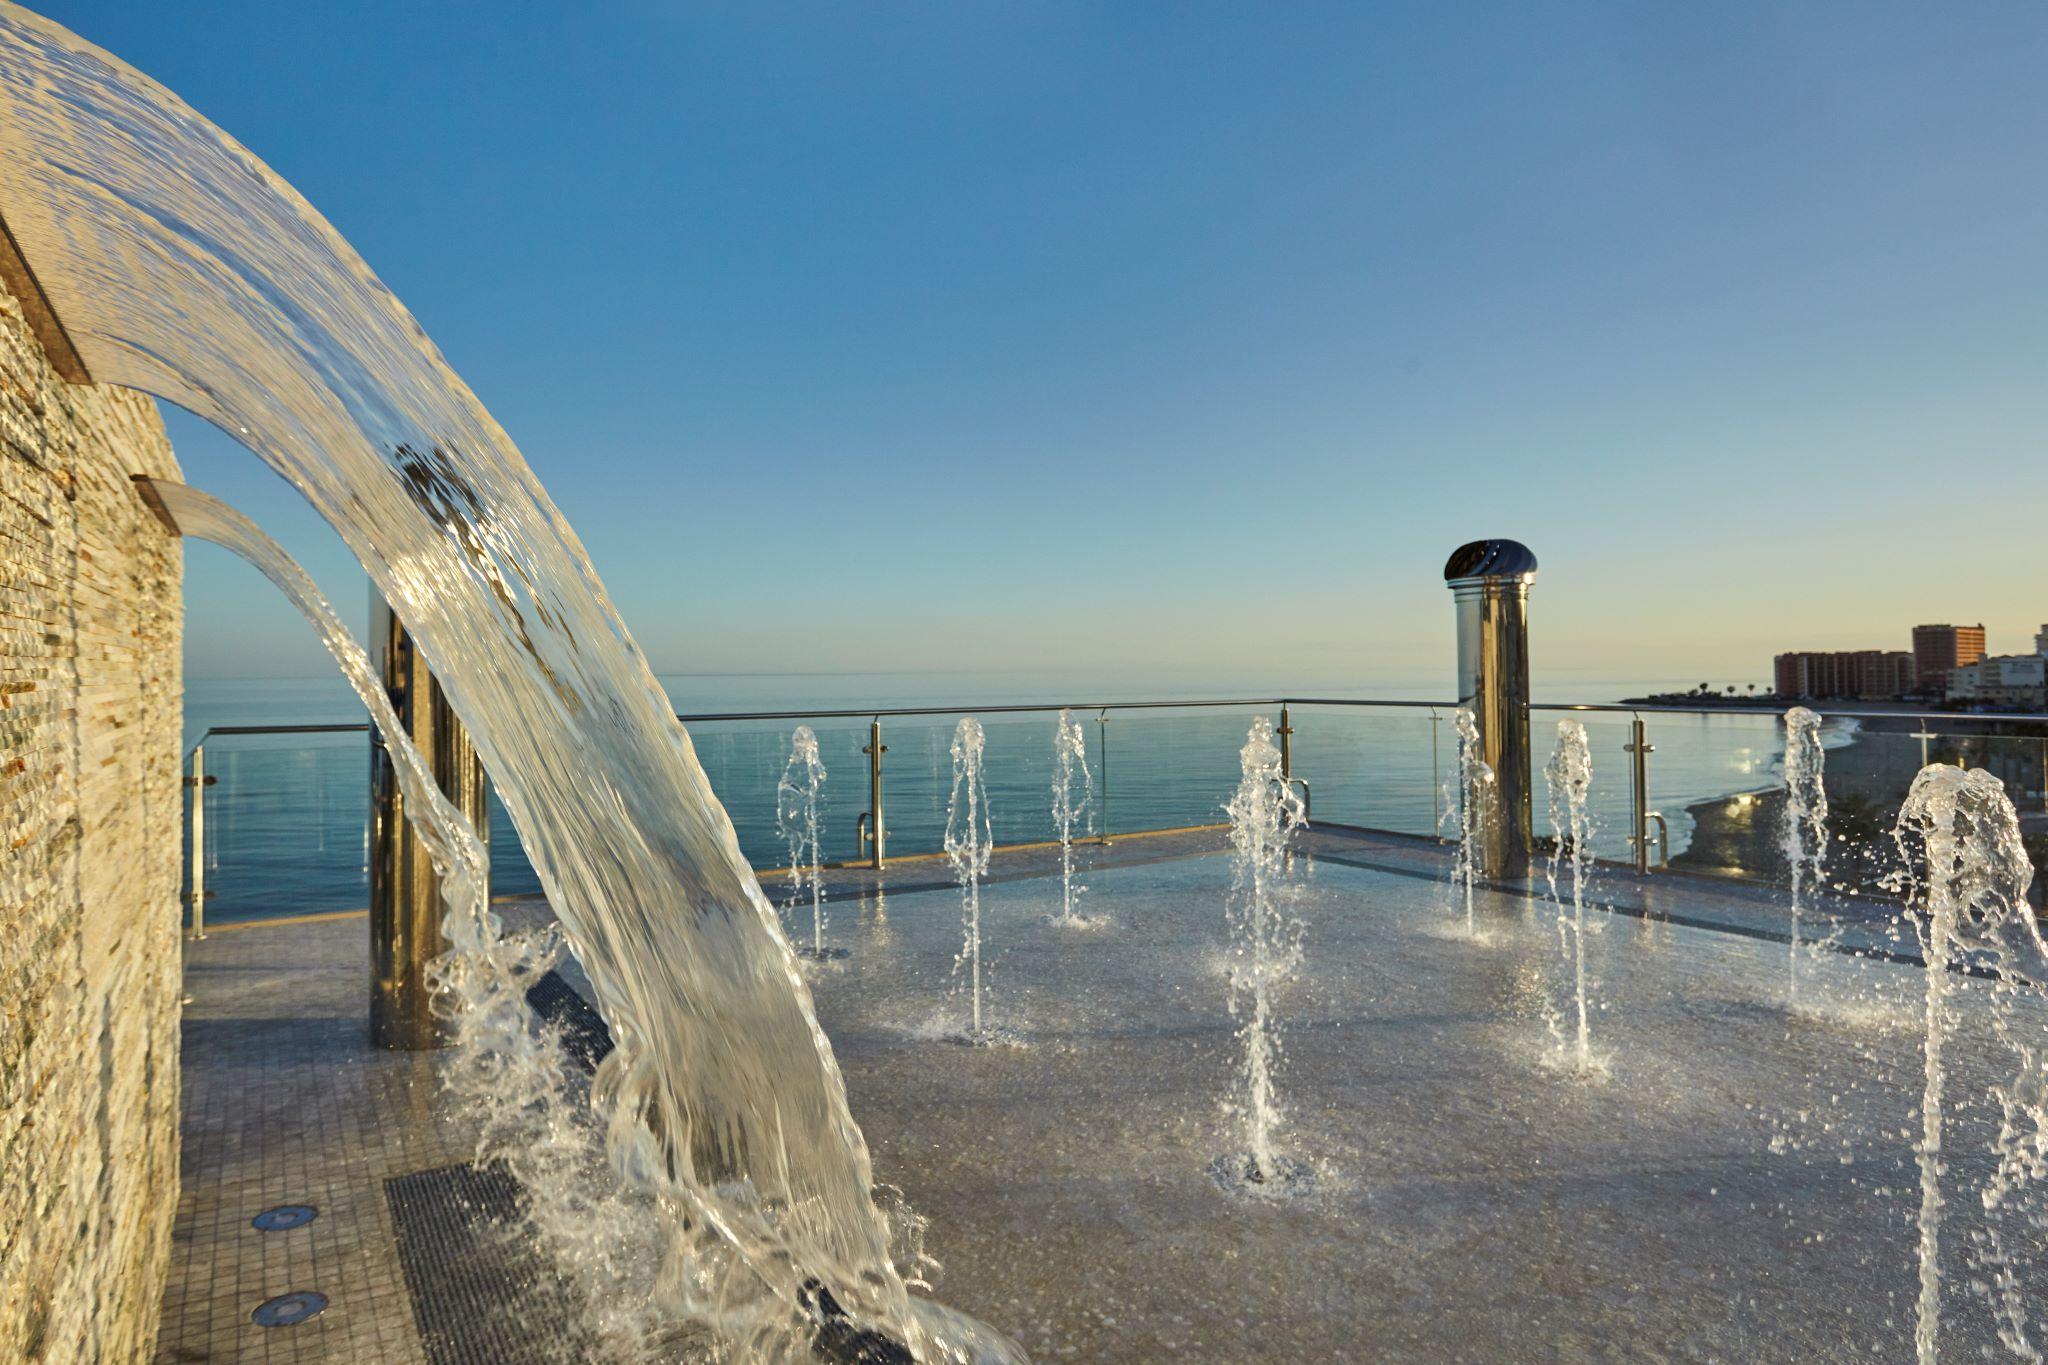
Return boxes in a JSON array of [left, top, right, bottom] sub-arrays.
[[150, 826, 1915, 1361], [153, 912, 456, 1364], [145, 829, 1254, 1364]]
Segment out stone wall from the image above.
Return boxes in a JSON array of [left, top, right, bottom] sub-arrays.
[[0, 283, 182, 1362]]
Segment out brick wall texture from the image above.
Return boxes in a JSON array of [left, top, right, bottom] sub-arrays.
[[0, 282, 182, 1362]]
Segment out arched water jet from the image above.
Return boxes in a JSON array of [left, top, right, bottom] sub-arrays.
[[148, 480, 663, 1348], [0, 9, 1021, 1357]]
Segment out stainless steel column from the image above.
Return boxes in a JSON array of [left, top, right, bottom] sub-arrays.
[[369, 595, 489, 1050], [1444, 539, 1538, 879]]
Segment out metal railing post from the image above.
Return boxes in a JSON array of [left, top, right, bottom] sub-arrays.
[[1429, 708, 1442, 836], [1625, 715, 1654, 875], [859, 719, 887, 869], [1097, 710, 1111, 845], [185, 743, 212, 939], [1275, 703, 1311, 819]]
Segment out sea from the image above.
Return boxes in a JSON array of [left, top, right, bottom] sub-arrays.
[[181, 671, 1841, 923]]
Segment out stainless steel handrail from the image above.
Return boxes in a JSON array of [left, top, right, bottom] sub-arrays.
[[1533, 702, 2048, 724], [185, 699, 2048, 751], [675, 697, 1290, 723]]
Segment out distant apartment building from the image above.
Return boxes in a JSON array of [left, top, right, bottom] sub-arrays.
[[1773, 650, 1917, 701], [1911, 623, 1988, 690], [1945, 653, 2048, 708], [2036, 623, 2048, 656]]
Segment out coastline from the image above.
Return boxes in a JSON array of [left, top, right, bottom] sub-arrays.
[[1671, 716, 2048, 895]]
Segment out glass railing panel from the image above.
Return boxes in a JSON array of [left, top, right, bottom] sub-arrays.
[[1283, 704, 1443, 839], [186, 731, 367, 922], [975, 713, 1074, 849], [1806, 722, 2045, 905], [1627, 709, 1828, 883], [1095, 705, 1275, 837], [1613, 712, 2047, 907], [189, 729, 553, 920], [695, 712, 1090, 865], [879, 714, 970, 860], [686, 717, 875, 870], [1530, 713, 1638, 864], [1664, 710, 1786, 875], [176, 703, 1310, 924], [1930, 729, 2048, 909]]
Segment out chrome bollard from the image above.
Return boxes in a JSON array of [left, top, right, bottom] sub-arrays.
[[1444, 539, 1537, 879]]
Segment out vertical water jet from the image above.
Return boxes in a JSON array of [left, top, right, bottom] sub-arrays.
[[1051, 709, 1092, 926], [1544, 719, 1597, 1073], [946, 718, 993, 1043], [1212, 716, 1309, 1194], [1894, 764, 2040, 1365], [1781, 706, 1829, 1004], [1447, 707, 1499, 937], [776, 725, 835, 960]]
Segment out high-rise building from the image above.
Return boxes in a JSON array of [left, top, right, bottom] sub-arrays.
[[1911, 623, 1987, 691], [1773, 650, 1916, 701], [2035, 624, 2048, 657], [1946, 654, 2048, 708]]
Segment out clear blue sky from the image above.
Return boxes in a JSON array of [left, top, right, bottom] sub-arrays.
[[39, 2, 2048, 691]]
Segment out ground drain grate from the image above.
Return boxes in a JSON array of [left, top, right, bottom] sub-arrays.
[[386, 1161, 595, 1365], [524, 970, 613, 1071]]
